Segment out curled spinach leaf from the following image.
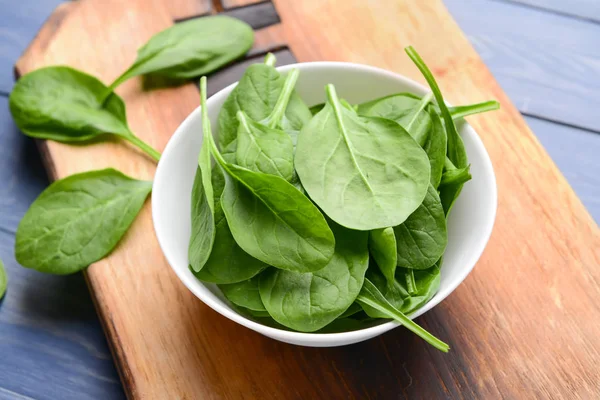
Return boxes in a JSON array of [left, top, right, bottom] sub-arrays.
[[423, 106, 447, 188], [356, 278, 448, 352], [369, 227, 397, 287], [394, 185, 447, 270], [15, 168, 153, 274], [295, 84, 430, 230], [108, 16, 254, 90], [220, 276, 266, 312], [9, 66, 160, 161], [218, 54, 311, 159], [0, 259, 6, 300], [439, 165, 472, 187], [259, 221, 369, 332], [201, 77, 335, 273]]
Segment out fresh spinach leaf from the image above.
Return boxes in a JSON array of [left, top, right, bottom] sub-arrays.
[[217, 54, 311, 160], [220, 276, 266, 312], [188, 102, 216, 272], [356, 278, 448, 352], [0, 259, 6, 300], [201, 77, 335, 273], [259, 221, 369, 332], [108, 16, 254, 90], [295, 84, 430, 230], [309, 103, 324, 115], [339, 302, 363, 319], [394, 184, 447, 269], [238, 307, 271, 318], [439, 165, 472, 187], [15, 168, 152, 274], [235, 69, 299, 180], [406, 46, 468, 215], [9, 66, 160, 161], [316, 317, 368, 333], [369, 228, 397, 286], [424, 106, 447, 188], [448, 100, 500, 120]]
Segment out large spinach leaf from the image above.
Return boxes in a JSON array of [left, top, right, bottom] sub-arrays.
[[406, 46, 468, 215], [217, 54, 311, 159], [201, 77, 335, 273], [9, 67, 160, 161], [108, 16, 254, 90], [220, 276, 266, 312], [235, 69, 298, 180], [259, 221, 369, 332], [295, 84, 430, 230], [394, 184, 447, 269], [368, 227, 397, 286], [0, 259, 6, 300], [15, 169, 152, 274]]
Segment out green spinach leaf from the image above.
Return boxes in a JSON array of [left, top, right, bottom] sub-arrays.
[[394, 184, 447, 269], [188, 85, 216, 273], [217, 54, 311, 159], [439, 165, 472, 187], [259, 221, 369, 332], [220, 276, 266, 312], [108, 16, 254, 90], [235, 69, 299, 180], [356, 277, 448, 352], [202, 77, 335, 273], [423, 106, 447, 188], [295, 84, 430, 230], [9, 66, 160, 161], [15, 168, 152, 274], [309, 103, 325, 115], [369, 227, 397, 286], [406, 46, 468, 215], [0, 259, 6, 300]]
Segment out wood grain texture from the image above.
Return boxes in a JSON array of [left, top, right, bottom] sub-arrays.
[[14, 0, 600, 399], [446, 0, 600, 133]]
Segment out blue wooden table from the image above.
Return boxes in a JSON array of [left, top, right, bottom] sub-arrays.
[[0, 0, 598, 398]]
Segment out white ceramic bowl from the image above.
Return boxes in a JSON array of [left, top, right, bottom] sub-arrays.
[[152, 62, 497, 347]]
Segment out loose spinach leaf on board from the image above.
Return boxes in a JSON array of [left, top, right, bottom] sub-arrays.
[[188, 88, 216, 273], [0, 259, 6, 300], [448, 100, 500, 120], [201, 77, 335, 273], [15, 168, 153, 274], [259, 221, 369, 332], [108, 16, 254, 90], [235, 69, 299, 180], [439, 165, 472, 187], [220, 276, 266, 312], [295, 84, 430, 230], [406, 46, 468, 215], [369, 228, 397, 287], [357, 278, 448, 352], [9, 67, 161, 161], [217, 54, 312, 159], [394, 184, 447, 270]]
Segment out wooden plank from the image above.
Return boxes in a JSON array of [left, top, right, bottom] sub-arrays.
[[502, 0, 600, 23], [0, 97, 124, 400], [13, 0, 600, 398], [445, 0, 600, 133]]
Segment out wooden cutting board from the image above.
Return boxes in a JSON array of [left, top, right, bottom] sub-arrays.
[[15, 0, 600, 398]]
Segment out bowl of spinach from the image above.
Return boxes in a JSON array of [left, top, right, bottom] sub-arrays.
[[152, 48, 498, 349]]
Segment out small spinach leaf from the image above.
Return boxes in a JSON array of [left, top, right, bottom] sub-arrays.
[[295, 84, 430, 230], [217, 54, 311, 159], [9, 66, 160, 161], [202, 78, 335, 273], [439, 165, 472, 187], [424, 106, 447, 188], [369, 227, 397, 286], [220, 276, 266, 312], [15, 168, 152, 274], [394, 184, 447, 270], [109, 16, 254, 90], [0, 259, 6, 300], [356, 278, 449, 352], [259, 221, 369, 332]]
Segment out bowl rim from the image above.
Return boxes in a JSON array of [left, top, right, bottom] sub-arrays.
[[152, 61, 498, 345]]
